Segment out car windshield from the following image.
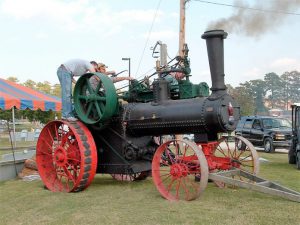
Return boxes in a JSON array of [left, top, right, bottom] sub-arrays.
[[262, 118, 292, 129]]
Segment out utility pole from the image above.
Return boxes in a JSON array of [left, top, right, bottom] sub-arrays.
[[177, 0, 188, 144], [179, 0, 187, 57]]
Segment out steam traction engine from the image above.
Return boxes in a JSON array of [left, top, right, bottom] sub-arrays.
[[36, 30, 259, 201]]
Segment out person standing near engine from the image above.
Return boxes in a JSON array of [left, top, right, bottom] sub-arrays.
[[57, 59, 98, 121], [97, 62, 133, 83]]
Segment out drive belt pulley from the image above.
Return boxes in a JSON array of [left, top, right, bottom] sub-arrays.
[[73, 72, 118, 125]]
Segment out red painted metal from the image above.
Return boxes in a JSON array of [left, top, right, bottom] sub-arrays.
[[197, 141, 232, 171], [152, 139, 208, 201], [36, 120, 97, 192], [196, 136, 259, 187], [197, 136, 259, 174]]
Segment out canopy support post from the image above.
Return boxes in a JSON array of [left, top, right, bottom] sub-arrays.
[[12, 107, 16, 148]]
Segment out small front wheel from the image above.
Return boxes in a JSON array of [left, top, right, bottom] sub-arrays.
[[264, 137, 274, 153], [152, 139, 208, 201]]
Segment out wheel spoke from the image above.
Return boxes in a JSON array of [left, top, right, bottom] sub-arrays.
[[94, 102, 103, 118], [175, 178, 182, 199], [184, 176, 200, 192], [216, 145, 227, 157], [182, 177, 191, 200], [36, 150, 52, 156], [95, 80, 103, 93], [39, 137, 53, 153], [165, 148, 175, 165], [66, 162, 79, 177], [36, 120, 97, 192], [54, 124, 60, 144], [85, 77, 94, 94], [95, 96, 106, 102], [63, 166, 76, 183], [86, 102, 94, 117], [78, 95, 89, 101], [211, 136, 259, 188], [174, 140, 180, 156], [99, 101, 106, 110], [239, 154, 253, 162], [157, 174, 172, 186], [235, 149, 244, 159], [46, 128, 55, 143], [152, 139, 208, 201], [167, 178, 176, 192]]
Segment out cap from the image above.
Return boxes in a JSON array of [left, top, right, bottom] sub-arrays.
[[90, 61, 97, 66], [98, 63, 108, 68]]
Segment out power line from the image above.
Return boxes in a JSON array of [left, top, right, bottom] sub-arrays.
[[135, 0, 163, 76], [193, 0, 300, 16]]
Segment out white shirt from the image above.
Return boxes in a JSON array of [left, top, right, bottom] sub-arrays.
[[63, 59, 93, 76]]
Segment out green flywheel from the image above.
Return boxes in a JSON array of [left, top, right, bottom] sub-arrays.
[[73, 73, 118, 125]]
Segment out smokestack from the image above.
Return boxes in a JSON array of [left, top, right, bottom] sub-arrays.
[[201, 30, 227, 94]]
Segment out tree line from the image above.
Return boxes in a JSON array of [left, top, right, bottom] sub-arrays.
[[227, 71, 300, 116]]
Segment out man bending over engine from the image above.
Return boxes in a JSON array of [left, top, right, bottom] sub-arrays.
[[57, 59, 98, 121]]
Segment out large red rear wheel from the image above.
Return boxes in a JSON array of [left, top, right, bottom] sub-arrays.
[[36, 120, 97, 192], [152, 139, 208, 201]]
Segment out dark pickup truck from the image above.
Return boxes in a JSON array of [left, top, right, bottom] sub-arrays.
[[235, 116, 292, 153]]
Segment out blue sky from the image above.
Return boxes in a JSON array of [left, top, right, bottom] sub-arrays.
[[0, 0, 299, 88]]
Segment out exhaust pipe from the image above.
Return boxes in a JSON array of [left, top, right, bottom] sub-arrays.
[[201, 30, 227, 95]]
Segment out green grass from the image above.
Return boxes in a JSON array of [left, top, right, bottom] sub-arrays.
[[0, 152, 300, 225]]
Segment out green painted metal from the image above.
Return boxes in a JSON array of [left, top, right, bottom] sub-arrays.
[[73, 73, 118, 125], [122, 79, 154, 102], [198, 82, 209, 97], [178, 80, 209, 99]]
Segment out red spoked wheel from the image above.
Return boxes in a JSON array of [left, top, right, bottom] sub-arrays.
[[36, 120, 97, 192], [152, 139, 208, 201], [212, 135, 259, 187], [111, 171, 150, 182]]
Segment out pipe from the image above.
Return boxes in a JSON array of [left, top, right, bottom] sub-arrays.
[[201, 30, 227, 94]]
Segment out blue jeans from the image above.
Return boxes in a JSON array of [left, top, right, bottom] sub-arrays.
[[57, 67, 73, 118]]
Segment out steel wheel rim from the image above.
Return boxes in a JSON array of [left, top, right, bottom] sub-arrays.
[[213, 136, 259, 185], [36, 120, 97, 192], [152, 139, 208, 201]]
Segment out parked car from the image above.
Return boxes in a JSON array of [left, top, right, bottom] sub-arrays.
[[235, 116, 292, 153]]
